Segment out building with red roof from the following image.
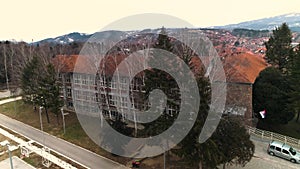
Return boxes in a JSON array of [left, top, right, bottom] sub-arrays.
[[52, 50, 267, 126], [223, 52, 267, 125]]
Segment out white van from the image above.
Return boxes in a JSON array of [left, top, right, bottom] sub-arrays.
[[267, 140, 300, 163]]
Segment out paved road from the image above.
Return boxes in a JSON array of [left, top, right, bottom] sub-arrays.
[[0, 113, 128, 169]]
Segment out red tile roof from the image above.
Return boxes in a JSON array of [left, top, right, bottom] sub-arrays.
[[223, 52, 267, 83], [53, 53, 267, 84], [52, 54, 143, 76], [52, 55, 78, 73]]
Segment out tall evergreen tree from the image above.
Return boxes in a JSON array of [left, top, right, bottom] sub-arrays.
[[142, 27, 180, 166], [21, 56, 62, 123], [253, 67, 294, 125], [289, 45, 300, 122], [213, 117, 254, 169], [21, 56, 41, 105], [265, 23, 293, 74], [172, 77, 222, 169], [38, 64, 63, 124], [143, 27, 179, 136], [174, 78, 254, 169], [255, 23, 300, 127]]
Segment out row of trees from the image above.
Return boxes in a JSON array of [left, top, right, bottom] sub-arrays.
[[253, 23, 300, 125], [0, 41, 83, 90], [232, 28, 270, 38], [0, 41, 83, 123]]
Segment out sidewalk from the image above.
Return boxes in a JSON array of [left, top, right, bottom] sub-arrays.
[[0, 156, 36, 169], [0, 97, 22, 105], [0, 90, 10, 99]]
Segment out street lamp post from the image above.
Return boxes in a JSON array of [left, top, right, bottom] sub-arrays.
[[7, 143, 13, 169], [163, 150, 166, 169], [38, 106, 51, 167], [61, 108, 65, 134], [160, 144, 166, 169], [61, 107, 69, 134], [39, 106, 43, 132], [1, 141, 13, 169]]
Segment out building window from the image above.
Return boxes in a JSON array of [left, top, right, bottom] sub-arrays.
[[74, 74, 81, 84], [130, 78, 143, 91], [167, 104, 178, 117], [120, 77, 128, 90], [100, 78, 105, 86], [89, 76, 95, 86], [97, 75, 105, 86], [68, 101, 73, 107], [109, 94, 117, 106], [110, 79, 116, 89], [82, 76, 88, 85], [67, 88, 72, 97], [121, 97, 128, 108], [100, 94, 106, 103], [73, 90, 80, 99], [66, 75, 71, 83], [120, 77, 127, 84]]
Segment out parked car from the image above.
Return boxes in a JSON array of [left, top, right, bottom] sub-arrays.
[[267, 140, 300, 163]]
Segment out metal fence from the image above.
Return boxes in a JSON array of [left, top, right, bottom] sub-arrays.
[[0, 127, 79, 169], [247, 126, 300, 149]]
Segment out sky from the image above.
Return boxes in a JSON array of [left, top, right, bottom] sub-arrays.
[[1, 0, 300, 42]]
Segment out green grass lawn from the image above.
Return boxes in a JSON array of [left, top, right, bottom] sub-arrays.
[[273, 117, 300, 139], [0, 100, 188, 169], [257, 116, 300, 139]]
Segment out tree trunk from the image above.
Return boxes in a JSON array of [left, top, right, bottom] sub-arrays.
[[166, 140, 170, 169], [56, 114, 60, 125], [199, 160, 202, 169], [45, 108, 50, 123], [297, 111, 299, 122], [3, 45, 10, 92], [223, 163, 226, 169]]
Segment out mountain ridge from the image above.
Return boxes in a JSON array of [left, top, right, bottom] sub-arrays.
[[212, 13, 300, 31], [34, 13, 300, 44]]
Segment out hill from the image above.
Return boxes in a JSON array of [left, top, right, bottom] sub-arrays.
[[213, 13, 300, 32]]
